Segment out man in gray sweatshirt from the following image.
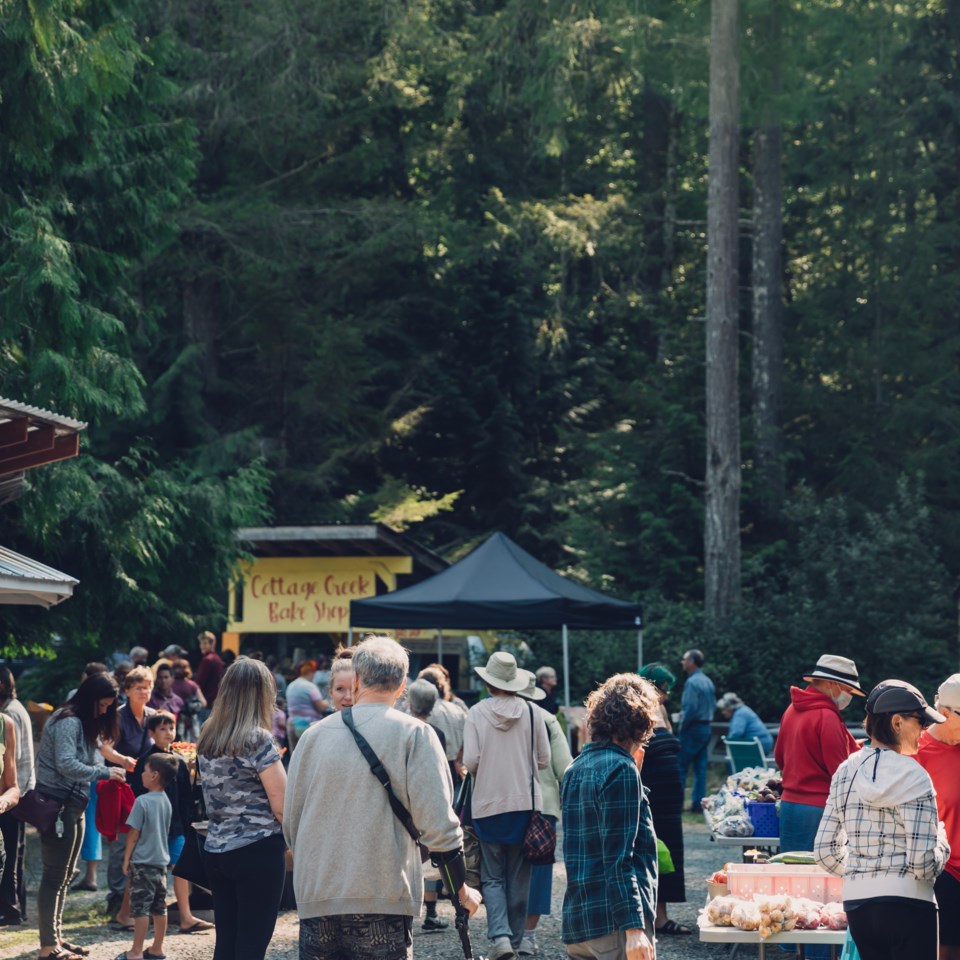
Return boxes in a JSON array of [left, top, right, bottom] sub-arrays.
[[284, 636, 481, 960]]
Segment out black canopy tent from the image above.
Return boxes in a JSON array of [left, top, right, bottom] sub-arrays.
[[350, 532, 643, 739]]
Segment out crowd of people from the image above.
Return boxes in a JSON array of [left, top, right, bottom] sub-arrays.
[[3, 635, 960, 960]]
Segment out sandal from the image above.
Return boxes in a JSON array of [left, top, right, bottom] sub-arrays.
[[144, 952, 167, 959], [59, 943, 91, 956], [45, 948, 84, 960], [179, 919, 214, 933], [656, 919, 693, 935]]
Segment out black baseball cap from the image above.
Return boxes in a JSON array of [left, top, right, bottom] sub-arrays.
[[865, 679, 945, 726]]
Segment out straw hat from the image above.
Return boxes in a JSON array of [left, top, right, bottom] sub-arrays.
[[474, 652, 529, 693], [517, 669, 546, 701]]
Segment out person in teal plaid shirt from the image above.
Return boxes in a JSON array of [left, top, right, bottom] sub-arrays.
[[561, 674, 661, 960]]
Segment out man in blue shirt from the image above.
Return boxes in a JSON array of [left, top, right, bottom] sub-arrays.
[[677, 649, 716, 813], [561, 673, 659, 960], [717, 692, 773, 757]]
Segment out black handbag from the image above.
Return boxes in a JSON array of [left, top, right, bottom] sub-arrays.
[[10, 789, 62, 835], [172, 821, 211, 892], [521, 703, 556, 865]]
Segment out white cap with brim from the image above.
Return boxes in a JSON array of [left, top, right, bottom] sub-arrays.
[[937, 674, 960, 712], [518, 669, 547, 701], [474, 651, 529, 693], [803, 654, 865, 696]]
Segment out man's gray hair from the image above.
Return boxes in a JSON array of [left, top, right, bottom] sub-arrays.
[[535, 665, 556, 681], [407, 678, 438, 716], [353, 636, 409, 692]]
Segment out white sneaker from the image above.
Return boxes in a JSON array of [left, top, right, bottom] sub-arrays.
[[489, 937, 517, 960], [518, 936, 538, 955]]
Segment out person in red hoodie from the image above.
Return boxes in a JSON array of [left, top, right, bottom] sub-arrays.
[[775, 654, 863, 853], [916, 673, 960, 960]]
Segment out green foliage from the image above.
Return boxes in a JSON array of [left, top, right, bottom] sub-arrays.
[[531, 477, 954, 718], [0, 0, 269, 672], [646, 477, 954, 721], [3, 0, 960, 713]]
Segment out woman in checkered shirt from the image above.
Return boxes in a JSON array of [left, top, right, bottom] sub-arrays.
[[814, 680, 950, 960]]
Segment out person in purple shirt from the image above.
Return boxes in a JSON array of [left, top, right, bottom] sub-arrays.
[[148, 664, 184, 716]]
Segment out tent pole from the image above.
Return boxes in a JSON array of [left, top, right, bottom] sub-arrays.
[[562, 623, 572, 751], [347, 627, 353, 648], [437, 628, 443, 663], [638, 628, 644, 672]]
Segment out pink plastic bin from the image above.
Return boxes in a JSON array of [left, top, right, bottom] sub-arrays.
[[726, 864, 842, 902]]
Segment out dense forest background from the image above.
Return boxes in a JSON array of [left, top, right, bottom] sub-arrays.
[[1, 0, 959, 715]]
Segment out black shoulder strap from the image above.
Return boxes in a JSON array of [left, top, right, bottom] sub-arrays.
[[528, 701, 536, 812], [341, 707, 422, 845]]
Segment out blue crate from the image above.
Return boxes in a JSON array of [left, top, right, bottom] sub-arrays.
[[745, 800, 779, 838]]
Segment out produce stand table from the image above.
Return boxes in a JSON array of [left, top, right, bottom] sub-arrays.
[[698, 924, 845, 959], [704, 811, 780, 859], [711, 833, 780, 851]]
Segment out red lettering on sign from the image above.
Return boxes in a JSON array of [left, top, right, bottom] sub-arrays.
[[268, 601, 306, 623]]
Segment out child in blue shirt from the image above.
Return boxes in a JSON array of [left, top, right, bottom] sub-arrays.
[[123, 754, 178, 960]]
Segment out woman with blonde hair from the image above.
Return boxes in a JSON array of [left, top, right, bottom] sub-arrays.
[[198, 657, 287, 960]]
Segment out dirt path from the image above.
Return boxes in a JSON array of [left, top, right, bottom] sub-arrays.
[[1, 818, 736, 959]]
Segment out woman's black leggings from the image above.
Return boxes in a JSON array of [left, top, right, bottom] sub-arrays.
[[204, 831, 286, 960], [846, 898, 937, 960]]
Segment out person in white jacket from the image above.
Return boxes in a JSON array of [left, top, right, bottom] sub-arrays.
[[464, 653, 550, 960], [815, 679, 950, 960]]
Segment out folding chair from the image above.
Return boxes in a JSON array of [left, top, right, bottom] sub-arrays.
[[723, 736, 769, 773]]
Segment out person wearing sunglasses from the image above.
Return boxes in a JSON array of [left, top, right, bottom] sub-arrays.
[[814, 680, 949, 960]]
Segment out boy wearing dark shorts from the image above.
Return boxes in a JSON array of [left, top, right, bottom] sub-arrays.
[[120, 754, 178, 960]]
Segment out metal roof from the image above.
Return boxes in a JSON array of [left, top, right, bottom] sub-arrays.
[[0, 397, 87, 433], [0, 396, 87, 501], [235, 524, 447, 573], [0, 544, 78, 607]]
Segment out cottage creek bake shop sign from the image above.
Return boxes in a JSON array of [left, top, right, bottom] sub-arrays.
[[228, 556, 410, 632]]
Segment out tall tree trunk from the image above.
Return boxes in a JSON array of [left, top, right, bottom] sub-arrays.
[[705, 0, 741, 619], [750, 1, 785, 523]]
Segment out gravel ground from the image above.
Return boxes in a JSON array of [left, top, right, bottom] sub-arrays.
[[0, 818, 740, 960]]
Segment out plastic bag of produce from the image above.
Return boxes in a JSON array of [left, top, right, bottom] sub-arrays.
[[725, 766, 780, 795], [755, 895, 797, 939], [731, 900, 762, 932], [822, 901, 848, 930], [791, 897, 823, 930], [703, 896, 741, 927], [715, 815, 755, 837]]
